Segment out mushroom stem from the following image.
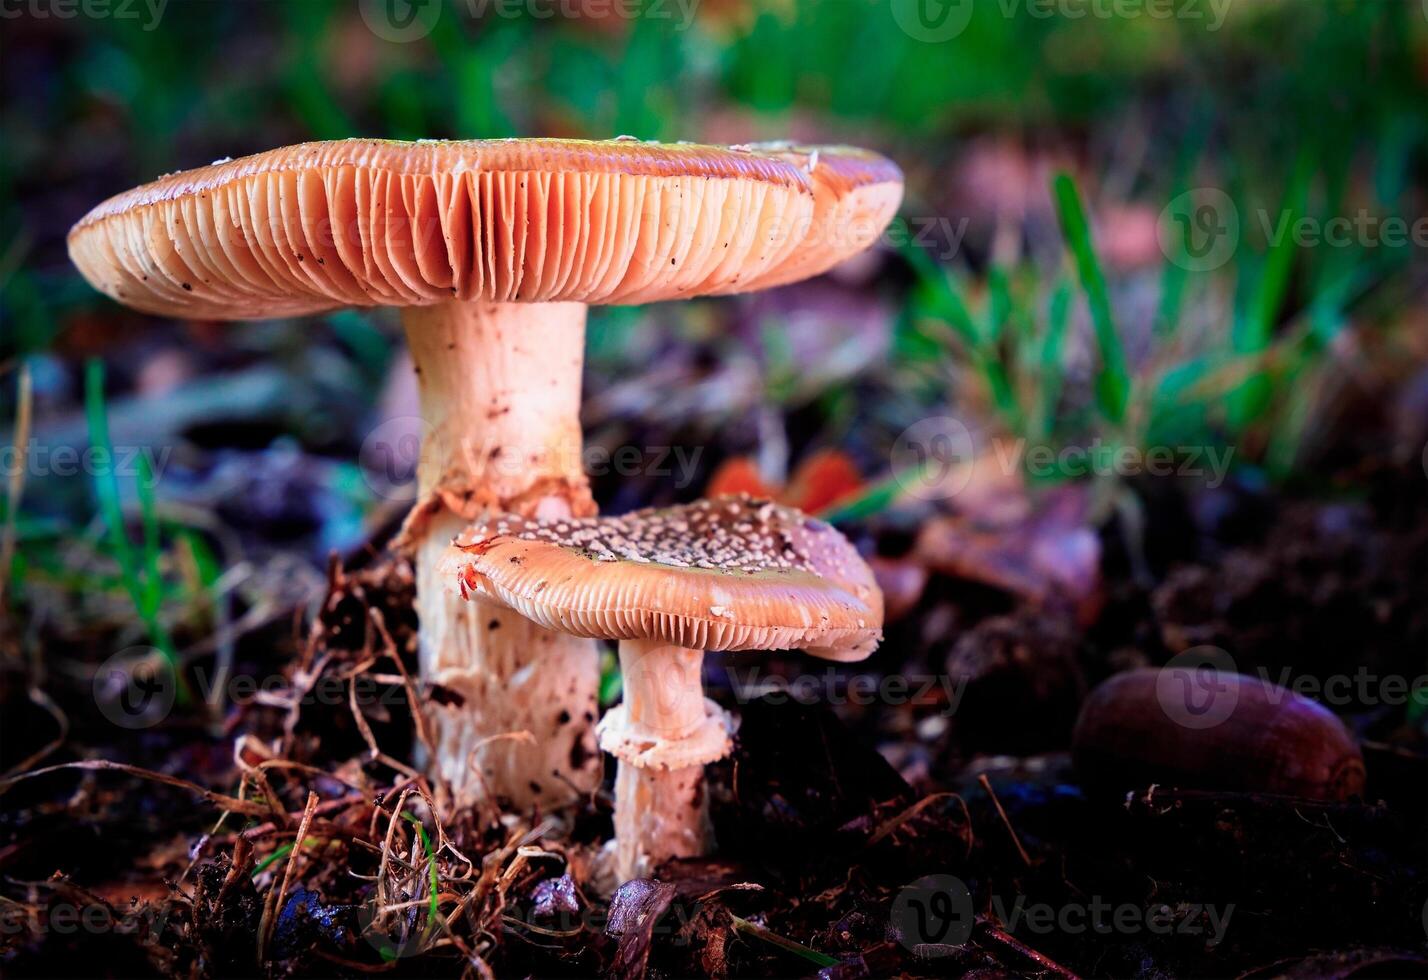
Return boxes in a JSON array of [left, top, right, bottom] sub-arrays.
[[403, 300, 592, 515], [603, 638, 727, 882], [612, 760, 710, 883], [402, 300, 600, 810], [619, 639, 709, 740]]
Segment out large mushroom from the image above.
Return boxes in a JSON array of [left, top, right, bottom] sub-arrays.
[[443, 495, 883, 882], [66, 138, 902, 810]]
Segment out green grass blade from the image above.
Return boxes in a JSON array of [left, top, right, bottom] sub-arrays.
[[1244, 155, 1310, 350], [136, 453, 163, 619], [401, 813, 441, 927], [895, 217, 979, 347], [896, 217, 1022, 428], [730, 915, 838, 968], [1052, 172, 1129, 423], [984, 265, 1012, 343], [1037, 278, 1073, 441], [85, 360, 183, 693], [1264, 264, 1371, 475], [980, 357, 1023, 436], [85, 359, 139, 606], [1155, 226, 1190, 339], [979, 265, 1025, 433], [1, 362, 31, 608], [816, 472, 905, 525], [251, 837, 322, 879], [251, 843, 294, 878], [1229, 153, 1311, 429], [599, 648, 622, 707], [180, 529, 223, 594], [1263, 354, 1316, 479]]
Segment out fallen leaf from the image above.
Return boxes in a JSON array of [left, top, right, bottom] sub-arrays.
[[705, 449, 866, 514], [782, 449, 866, 513], [530, 873, 580, 920], [915, 485, 1100, 620], [607, 878, 677, 980], [706, 457, 775, 498]]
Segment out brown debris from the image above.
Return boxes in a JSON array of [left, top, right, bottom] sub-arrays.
[[915, 485, 1102, 621], [607, 878, 678, 980]]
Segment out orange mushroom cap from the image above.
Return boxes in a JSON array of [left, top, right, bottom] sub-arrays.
[[442, 494, 884, 662], [68, 137, 903, 320]]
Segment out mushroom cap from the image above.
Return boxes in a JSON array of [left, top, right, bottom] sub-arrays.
[[443, 495, 883, 661], [68, 137, 903, 320]]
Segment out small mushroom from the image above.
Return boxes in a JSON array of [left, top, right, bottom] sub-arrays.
[[443, 495, 883, 882], [67, 138, 903, 810]]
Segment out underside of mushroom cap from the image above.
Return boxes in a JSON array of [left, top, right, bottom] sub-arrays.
[[442, 495, 883, 661], [735, 142, 904, 291], [68, 137, 902, 320]]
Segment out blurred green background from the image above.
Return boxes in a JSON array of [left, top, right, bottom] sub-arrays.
[[2, 0, 1426, 651]]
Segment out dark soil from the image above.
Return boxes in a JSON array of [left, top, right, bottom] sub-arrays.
[[2, 458, 1426, 978]]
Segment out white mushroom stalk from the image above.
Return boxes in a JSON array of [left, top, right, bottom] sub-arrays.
[[403, 300, 599, 808], [599, 639, 733, 880]]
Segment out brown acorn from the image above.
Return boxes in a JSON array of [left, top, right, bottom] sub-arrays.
[[1072, 667, 1366, 801]]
